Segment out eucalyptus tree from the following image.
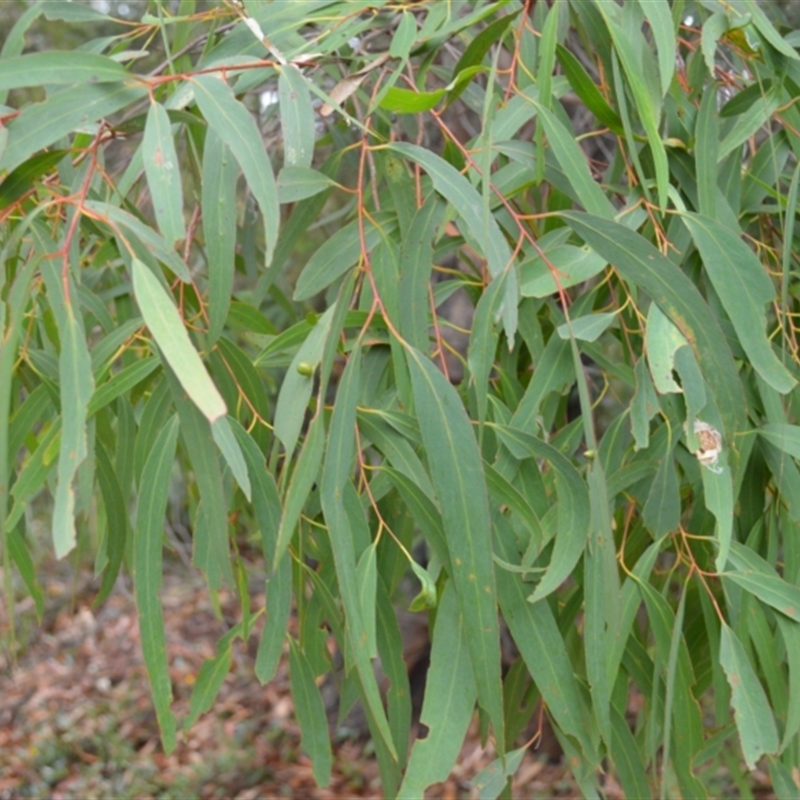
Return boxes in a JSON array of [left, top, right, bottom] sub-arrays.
[[2, 1, 800, 796]]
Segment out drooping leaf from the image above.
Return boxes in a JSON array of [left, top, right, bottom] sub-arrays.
[[719, 622, 780, 769], [39, 261, 94, 558], [134, 414, 180, 754], [388, 142, 518, 339], [557, 311, 617, 343], [0, 83, 146, 174], [682, 212, 796, 394], [406, 347, 505, 754], [193, 74, 279, 267], [273, 305, 334, 456], [83, 200, 191, 281], [530, 100, 616, 219], [278, 64, 316, 170], [562, 212, 747, 469], [277, 166, 335, 203], [132, 258, 226, 423], [202, 128, 239, 346], [289, 639, 333, 787], [520, 243, 607, 298], [494, 516, 597, 761], [210, 416, 252, 501], [556, 43, 622, 133], [398, 194, 444, 352], [398, 582, 477, 797], [491, 424, 590, 605], [142, 102, 186, 248]]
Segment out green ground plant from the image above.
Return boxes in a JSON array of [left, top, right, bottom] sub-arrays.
[[2, 0, 800, 796]]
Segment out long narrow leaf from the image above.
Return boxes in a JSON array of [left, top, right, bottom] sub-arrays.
[[134, 414, 180, 754], [132, 258, 226, 423]]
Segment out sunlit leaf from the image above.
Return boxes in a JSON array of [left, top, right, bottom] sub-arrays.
[[132, 258, 226, 423]]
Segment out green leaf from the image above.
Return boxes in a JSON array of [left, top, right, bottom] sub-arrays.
[[134, 414, 180, 754], [355, 541, 378, 658], [388, 142, 517, 338], [142, 102, 186, 248], [193, 74, 279, 268], [277, 166, 335, 203], [94, 439, 128, 607], [278, 64, 316, 169], [202, 128, 238, 346], [642, 427, 680, 537], [390, 11, 417, 59], [719, 622, 779, 769], [406, 347, 505, 753], [289, 639, 333, 788], [520, 243, 607, 298], [275, 413, 324, 568], [210, 416, 252, 501], [379, 87, 445, 114], [88, 357, 160, 418], [0, 83, 146, 174], [7, 525, 44, 622], [595, 5, 669, 209], [0, 150, 68, 211], [132, 258, 226, 423], [471, 746, 527, 800], [273, 305, 334, 455], [84, 200, 190, 282], [39, 261, 94, 559], [398, 194, 444, 352], [556, 43, 622, 133], [0, 51, 130, 93], [725, 554, 800, 625], [494, 515, 597, 760], [703, 462, 734, 572], [399, 582, 477, 797], [759, 424, 800, 461], [695, 88, 719, 219], [562, 212, 746, 469], [718, 87, 780, 161], [702, 13, 729, 76], [447, 11, 519, 106], [256, 554, 291, 683], [376, 580, 412, 766], [775, 615, 800, 750], [468, 270, 505, 427], [530, 100, 616, 219], [166, 371, 231, 591], [294, 214, 394, 301], [42, 0, 115, 22], [557, 311, 617, 342], [682, 213, 796, 394], [185, 628, 239, 729], [611, 704, 651, 800], [320, 347, 397, 761], [637, 0, 675, 97], [645, 303, 686, 394], [491, 424, 590, 605]]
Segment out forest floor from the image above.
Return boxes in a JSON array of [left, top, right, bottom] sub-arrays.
[[0, 554, 585, 800]]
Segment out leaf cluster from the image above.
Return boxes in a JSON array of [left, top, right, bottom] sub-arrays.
[[2, 0, 800, 796]]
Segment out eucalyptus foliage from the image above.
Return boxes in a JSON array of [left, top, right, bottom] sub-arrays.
[[2, 0, 800, 796]]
